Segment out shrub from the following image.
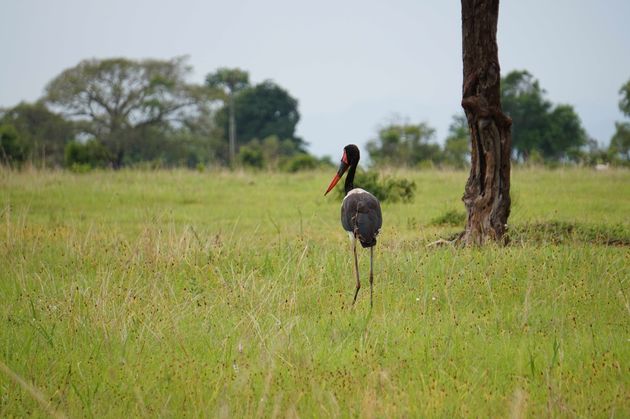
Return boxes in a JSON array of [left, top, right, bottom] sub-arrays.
[[0, 124, 27, 165], [336, 170, 416, 203], [64, 140, 110, 170], [237, 145, 264, 168], [280, 154, 319, 172]]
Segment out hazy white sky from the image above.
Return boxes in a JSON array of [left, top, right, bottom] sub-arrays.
[[1, 0, 629, 157]]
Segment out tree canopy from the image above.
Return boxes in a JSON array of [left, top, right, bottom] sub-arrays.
[[366, 121, 440, 167], [215, 80, 305, 153], [206, 68, 250, 165], [206, 68, 250, 97], [0, 102, 75, 166], [618, 78, 630, 118], [610, 122, 630, 161], [0, 124, 26, 165], [609, 77, 630, 161], [501, 70, 586, 161], [442, 114, 470, 168], [45, 56, 216, 166]]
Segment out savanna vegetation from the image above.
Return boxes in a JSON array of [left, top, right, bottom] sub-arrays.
[[1, 55, 629, 171], [1, 167, 628, 417]]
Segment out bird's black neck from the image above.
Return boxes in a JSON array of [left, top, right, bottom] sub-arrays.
[[344, 163, 357, 195]]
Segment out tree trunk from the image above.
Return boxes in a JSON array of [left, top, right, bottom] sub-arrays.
[[460, 0, 512, 245]]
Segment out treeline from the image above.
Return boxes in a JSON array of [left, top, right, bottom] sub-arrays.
[[0, 56, 628, 170], [367, 71, 630, 168], [0, 57, 324, 171]]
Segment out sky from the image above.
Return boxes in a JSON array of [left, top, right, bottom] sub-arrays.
[[1, 0, 629, 158]]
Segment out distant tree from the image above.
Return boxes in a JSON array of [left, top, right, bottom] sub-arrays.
[[366, 121, 440, 167], [205, 68, 250, 166], [44, 56, 216, 167], [442, 113, 470, 168], [501, 70, 586, 161], [546, 104, 587, 160], [259, 135, 302, 169], [64, 139, 111, 169], [579, 136, 613, 165], [609, 122, 630, 161], [0, 124, 27, 165], [237, 140, 264, 168], [260, 135, 282, 169], [0, 102, 75, 167], [170, 106, 225, 167], [216, 80, 305, 153], [618, 78, 630, 118], [234, 134, 306, 170], [280, 153, 320, 173], [609, 78, 630, 162], [501, 70, 550, 160]]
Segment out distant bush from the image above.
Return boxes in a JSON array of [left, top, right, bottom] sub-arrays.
[[0, 124, 27, 165], [336, 170, 416, 203], [237, 145, 264, 168], [280, 154, 319, 172], [64, 140, 110, 170]]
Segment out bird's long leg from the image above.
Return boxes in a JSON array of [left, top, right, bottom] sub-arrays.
[[352, 236, 361, 305], [369, 246, 374, 308]]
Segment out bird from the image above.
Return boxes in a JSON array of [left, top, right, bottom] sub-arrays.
[[324, 144, 383, 307]]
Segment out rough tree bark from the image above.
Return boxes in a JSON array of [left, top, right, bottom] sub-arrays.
[[460, 0, 512, 245]]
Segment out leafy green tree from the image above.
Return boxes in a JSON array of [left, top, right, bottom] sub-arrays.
[[206, 68, 250, 166], [0, 124, 27, 165], [578, 136, 613, 165], [259, 135, 301, 169], [334, 170, 416, 203], [237, 140, 264, 168], [610, 122, 630, 161], [442, 113, 470, 168], [0, 102, 75, 167], [234, 135, 305, 170], [260, 135, 282, 169], [366, 121, 440, 167], [280, 153, 319, 173], [64, 139, 111, 169], [216, 81, 305, 154], [501, 70, 551, 160], [609, 78, 630, 162], [169, 107, 225, 167], [546, 104, 587, 160], [45, 57, 216, 167], [501, 70, 587, 161], [618, 79, 630, 118]]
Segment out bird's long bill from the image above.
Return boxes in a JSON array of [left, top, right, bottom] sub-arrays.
[[324, 160, 350, 195]]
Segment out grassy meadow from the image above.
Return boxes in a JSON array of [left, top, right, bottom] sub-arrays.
[[1, 167, 629, 417]]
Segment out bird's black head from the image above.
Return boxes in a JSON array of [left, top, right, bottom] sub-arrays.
[[324, 144, 361, 196], [342, 144, 360, 166]]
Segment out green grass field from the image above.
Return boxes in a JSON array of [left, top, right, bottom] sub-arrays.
[[1, 167, 629, 417]]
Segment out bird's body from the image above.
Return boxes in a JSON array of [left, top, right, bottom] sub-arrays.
[[341, 188, 382, 248], [324, 144, 382, 306]]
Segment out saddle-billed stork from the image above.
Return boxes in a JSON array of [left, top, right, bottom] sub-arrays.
[[324, 144, 383, 307]]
